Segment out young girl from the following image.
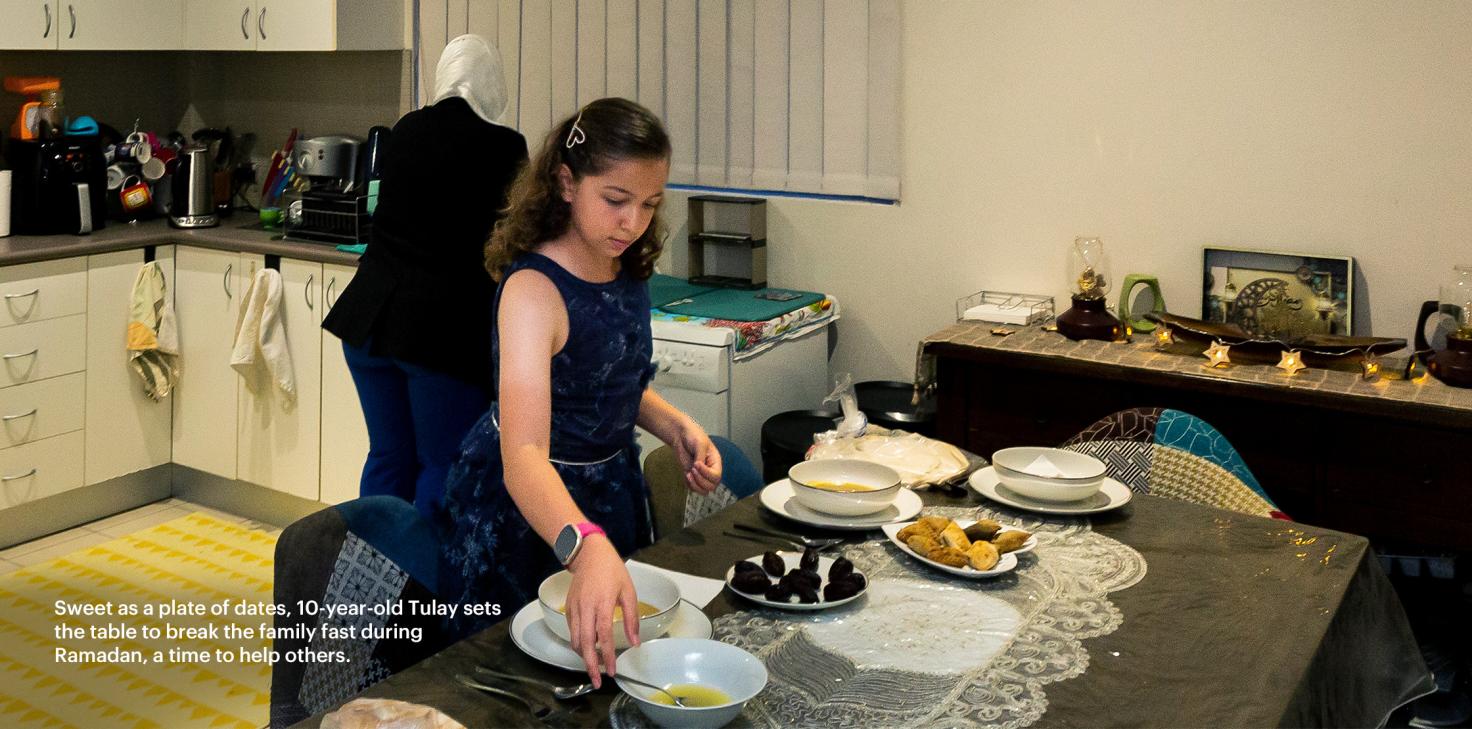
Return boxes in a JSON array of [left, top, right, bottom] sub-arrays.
[[438, 98, 722, 686]]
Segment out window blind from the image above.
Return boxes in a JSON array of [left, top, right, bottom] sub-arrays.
[[419, 0, 901, 200]]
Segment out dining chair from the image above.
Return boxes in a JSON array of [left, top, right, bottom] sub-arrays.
[[646, 435, 763, 540], [1059, 407, 1288, 519], [269, 496, 449, 728]]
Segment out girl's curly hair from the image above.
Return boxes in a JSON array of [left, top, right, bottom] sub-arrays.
[[485, 97, 672, 282]]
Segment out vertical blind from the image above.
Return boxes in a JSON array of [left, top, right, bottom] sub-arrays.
[[418, 0, 901, 200]]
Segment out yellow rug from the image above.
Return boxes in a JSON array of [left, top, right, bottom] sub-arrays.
[[0, 512, 278, 729]]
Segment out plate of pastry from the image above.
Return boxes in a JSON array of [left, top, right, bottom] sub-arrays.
[[724, 549, 868, 611], [881, 516, 1034, 579]]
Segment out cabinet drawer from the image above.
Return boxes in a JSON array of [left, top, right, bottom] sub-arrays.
[[0, 431, 85, 509], [0, 372, 85, 448], [0, 314, 86, 388], [0, 258, 87, 328]]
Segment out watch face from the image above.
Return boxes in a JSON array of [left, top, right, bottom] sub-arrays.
[[554, 524, 579, 564]]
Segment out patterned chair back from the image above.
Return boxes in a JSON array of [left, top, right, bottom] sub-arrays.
[[1060, 408, 1286, 519], [645, 436, 763, 540]]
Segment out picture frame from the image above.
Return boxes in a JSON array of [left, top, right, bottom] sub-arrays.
[[1202, 247, 1355, 338]]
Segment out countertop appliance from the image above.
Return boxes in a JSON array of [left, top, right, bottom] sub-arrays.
[[636, 317, 834, 468], [296, 135, 359, 192], [170, 145, 218, 228], [3, 135, 106, 235]]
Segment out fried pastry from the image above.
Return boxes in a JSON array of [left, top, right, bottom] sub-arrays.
[[906, 534, 941, 555], [992, 529, 1031, 554], [918, 516, 952, 534], [896, 522, 935, 542], [928, 546, 969, 568], [967, 540, 1000, 571], [939, 522, 972, 551], [963, 519, 1002, 542]]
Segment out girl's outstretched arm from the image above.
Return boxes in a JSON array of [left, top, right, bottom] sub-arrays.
[[637, 388, 722, 494]]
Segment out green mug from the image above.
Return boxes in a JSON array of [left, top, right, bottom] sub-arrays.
[[1119, 274, 1166, 332]]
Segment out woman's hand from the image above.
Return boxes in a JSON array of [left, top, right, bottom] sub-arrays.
[[565, 537, 640, 687], [676, 421, 723, 494]]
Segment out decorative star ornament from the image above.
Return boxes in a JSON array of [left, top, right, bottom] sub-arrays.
[[1202, 341, 1232, 368], [1153, 327, 1175, 350], [1360, 354, 1382, 381], [1276, 349, 1306, 376]]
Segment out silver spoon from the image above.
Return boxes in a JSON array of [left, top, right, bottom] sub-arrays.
[[733, 523, 845, 549], [555, 675, 688, 707]]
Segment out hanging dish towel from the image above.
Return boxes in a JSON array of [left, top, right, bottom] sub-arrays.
[[126, 261, 181, 400], [231, 267, 296, 402]]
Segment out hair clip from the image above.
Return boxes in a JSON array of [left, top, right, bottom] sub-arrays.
[[565, 109, 587, 148]]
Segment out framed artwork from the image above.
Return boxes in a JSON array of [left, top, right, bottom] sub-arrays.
[[1202, 247, 1355, 338]]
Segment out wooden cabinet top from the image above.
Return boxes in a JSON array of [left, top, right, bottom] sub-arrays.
[[921, 321, 1472, 429]]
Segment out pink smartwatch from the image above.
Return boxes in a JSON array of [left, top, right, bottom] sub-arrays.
[[554, 522, 606, 566]]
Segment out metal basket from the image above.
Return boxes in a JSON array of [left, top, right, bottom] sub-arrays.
[[282, 190, 371, 245], [955, 290, 1055, 325]]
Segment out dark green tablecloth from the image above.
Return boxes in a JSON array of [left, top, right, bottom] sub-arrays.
[[297, 491, 1432, 728]]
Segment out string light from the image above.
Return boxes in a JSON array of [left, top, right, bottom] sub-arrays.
[[1153, 327, 1175, 350], [1276, 350, 1306, 376], [1202, 341, 1232, 369], [1360, 354, 1382, 381]]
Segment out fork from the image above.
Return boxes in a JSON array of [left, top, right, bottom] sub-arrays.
[[454, 673, 576, 725], [723, 529, 841, 553], [732, 523, 844, 550]]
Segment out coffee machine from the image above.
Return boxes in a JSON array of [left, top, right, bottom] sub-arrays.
[[4, 135, 107, 235]]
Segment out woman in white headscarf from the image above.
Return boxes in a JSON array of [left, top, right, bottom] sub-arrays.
[[323, 35, 528, 518]]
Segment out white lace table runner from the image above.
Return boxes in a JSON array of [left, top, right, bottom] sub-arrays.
[[611, 504, 1147, 729]]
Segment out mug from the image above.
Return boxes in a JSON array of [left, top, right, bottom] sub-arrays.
[[106, 164, 128, 191], [124, 131, 153, 163], [141, 157, 167, 182], [119, 175, 152, 214]]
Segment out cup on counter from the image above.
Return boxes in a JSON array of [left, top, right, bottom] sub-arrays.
[[106, 164, 128, 191], [141, 157, 167, 182], [259, 206, 283, 229]]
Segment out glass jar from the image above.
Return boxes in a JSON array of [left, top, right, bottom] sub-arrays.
[[1070, 236, 1109, 300], [1444, 264, 1472, 340]]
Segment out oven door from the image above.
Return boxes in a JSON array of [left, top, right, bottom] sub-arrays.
[[636, 385, 730, 463]]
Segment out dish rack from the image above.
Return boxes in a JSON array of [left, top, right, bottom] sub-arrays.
[[955, 291, 1055, 325], [282, 190, 372, 245]]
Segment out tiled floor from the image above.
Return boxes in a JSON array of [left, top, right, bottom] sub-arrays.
[[0, 498, 281, 574]]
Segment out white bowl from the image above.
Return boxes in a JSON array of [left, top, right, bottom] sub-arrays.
[[538, 562, 681, 650], [787, 458, 902, 516], [616, 638, 768, 729], [990, 447, 1106, 503]]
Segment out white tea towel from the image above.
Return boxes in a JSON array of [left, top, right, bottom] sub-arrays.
[[231, 267, 296, 402], [626, 560, 726, 609], [126, 261, 180, 400]]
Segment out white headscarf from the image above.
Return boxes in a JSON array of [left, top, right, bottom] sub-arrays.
[[432, 34, 509, 126]]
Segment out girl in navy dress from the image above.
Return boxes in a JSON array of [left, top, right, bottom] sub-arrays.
[[439, 98, 722, 686]]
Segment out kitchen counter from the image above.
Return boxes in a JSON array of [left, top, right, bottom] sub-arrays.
[[0, 218, 362, 267]]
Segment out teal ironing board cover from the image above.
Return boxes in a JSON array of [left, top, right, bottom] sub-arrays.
[[656, 286, 825, 321]]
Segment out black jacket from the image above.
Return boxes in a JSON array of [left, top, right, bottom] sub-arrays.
[[323, 97, 528, 390]]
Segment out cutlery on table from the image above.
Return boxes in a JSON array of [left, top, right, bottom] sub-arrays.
[[475, 666, 570, 697], [732, 523, 844, 550], [723, 530, 810, 551], [453, 673, 575, 724]]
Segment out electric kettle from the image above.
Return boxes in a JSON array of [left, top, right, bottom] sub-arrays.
[[170, 145, 218, 228]]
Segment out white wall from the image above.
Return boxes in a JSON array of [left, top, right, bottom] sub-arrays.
[[660, 0, 1471, 383]]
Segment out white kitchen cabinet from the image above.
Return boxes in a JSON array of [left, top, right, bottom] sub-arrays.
[[254, 0, 402, 51], [0, 431, 84, 509], [0, 1, 60, 50], [59, 0, 184, 50], [172, 246, 242, 479], [0, 257, 87, 328], [84, 248, 175, 486], [185, 0, 255, 50], [318, 262, 368, 505], [236, 255, 321, 501]]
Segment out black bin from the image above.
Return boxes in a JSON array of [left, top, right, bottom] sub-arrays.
[[856, 380, 937, 437], [760, 410, 841, 484]]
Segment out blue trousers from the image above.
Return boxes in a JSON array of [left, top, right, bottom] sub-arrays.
[[341, 340, 491, 518]]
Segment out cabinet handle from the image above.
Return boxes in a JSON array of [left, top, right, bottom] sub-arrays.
[[304, 273, 314, 310], [325, 278, 337, 310], [258, 6, 266, 40], [223, 263, 233, 298], [67, 4, 74, 39], [4, 289, 39, 300], [2, 409, 37, 422], [241, 7, 250, 39], [2, 349, 38, 360], [1, 468, 36, 482], [43, 4, 51, 38]]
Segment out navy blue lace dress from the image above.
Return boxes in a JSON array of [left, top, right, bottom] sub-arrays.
[[437, 252, 656, 635]]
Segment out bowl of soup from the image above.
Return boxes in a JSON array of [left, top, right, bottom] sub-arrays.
[[538, 561, 681, 650], [616, 637, 768, 729], [788, 458, 901, 516]]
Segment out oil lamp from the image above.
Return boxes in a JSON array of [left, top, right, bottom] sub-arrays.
[[1055, 236, 1123, 341], [1429, 265, 1472, 388]]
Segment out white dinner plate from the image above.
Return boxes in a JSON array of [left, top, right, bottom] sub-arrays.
[[724, 550, 867, 611], [758, 479, 923, 530], [509, 599, 713, 673], [880, 520, 1020, 579], [969, 466, 1133, 515]]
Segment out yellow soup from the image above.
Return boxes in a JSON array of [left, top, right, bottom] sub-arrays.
[[805, 480, 877, 493], [650, 684, 731, 707], [557, 601, 661, 620]]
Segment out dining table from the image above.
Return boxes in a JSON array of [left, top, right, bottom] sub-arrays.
[[296, 481, 1433, 728]]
